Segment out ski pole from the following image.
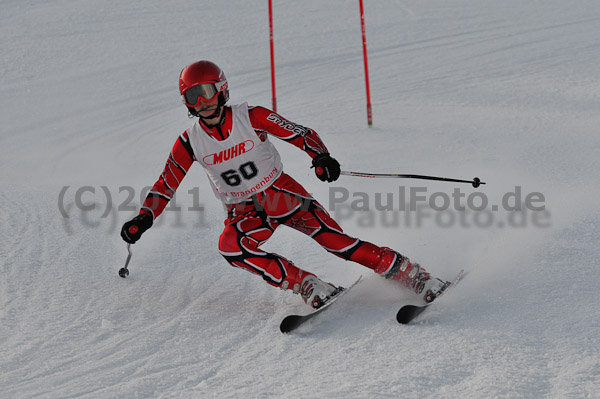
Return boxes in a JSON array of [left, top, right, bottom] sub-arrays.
[[340, 170, 485, 188], [119, 243, 132, 278]]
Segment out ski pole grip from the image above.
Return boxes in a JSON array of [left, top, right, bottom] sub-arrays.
[[315, 166, 324, 176], [128, 225, 139, 234]]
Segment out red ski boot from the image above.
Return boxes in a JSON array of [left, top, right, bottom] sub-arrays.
[[280, 267, 343, 309], [299, 275, 344, 309], [377, 248, 449, 303]]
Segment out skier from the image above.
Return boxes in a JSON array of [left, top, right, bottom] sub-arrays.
[[121, 60, 449, 309]]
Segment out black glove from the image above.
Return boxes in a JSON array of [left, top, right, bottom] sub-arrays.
[[312, 153, 341, 182], [121, 214, 153, 244]]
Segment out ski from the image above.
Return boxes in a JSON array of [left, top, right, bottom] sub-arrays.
[[280, 276, 362, 334], [396, 269, 467, 324]]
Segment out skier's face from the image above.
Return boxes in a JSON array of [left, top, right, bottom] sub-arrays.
[[195, 97, 223, 125], [194, 97, 219, 117]]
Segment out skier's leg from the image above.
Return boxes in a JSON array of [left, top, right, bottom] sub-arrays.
[[218, 200, 340, 308], [258, 173, 449, 303]]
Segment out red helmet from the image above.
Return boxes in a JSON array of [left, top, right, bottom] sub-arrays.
[[179, 60, 229, 109]]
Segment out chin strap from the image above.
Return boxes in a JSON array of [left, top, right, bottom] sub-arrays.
[[198, 106, 226, 127]]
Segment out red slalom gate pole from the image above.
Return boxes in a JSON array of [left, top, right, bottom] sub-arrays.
[[268, 0, 277, 112], [359, 0, 372, 127]]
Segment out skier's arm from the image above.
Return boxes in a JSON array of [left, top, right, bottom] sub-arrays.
[[248, 106, 340, 182], [140, 131, 195, 219], [121, 131, 195, 244], [248, 106, 329, 159]]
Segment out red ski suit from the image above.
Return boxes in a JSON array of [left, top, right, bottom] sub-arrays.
[[139, 105, 397, 291]]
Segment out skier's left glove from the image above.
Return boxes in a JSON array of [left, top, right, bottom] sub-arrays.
[[121, 213, 153, 244], [312, 153, 341, 182]]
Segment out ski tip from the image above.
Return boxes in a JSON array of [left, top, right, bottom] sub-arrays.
[[396, 269, 468, 325], [279, 275, 363, 334], [280, 315, 303, 334], [396, 305, 428, 324]]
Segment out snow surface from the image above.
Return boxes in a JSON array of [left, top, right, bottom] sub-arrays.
[[1, 0, 599, 398]]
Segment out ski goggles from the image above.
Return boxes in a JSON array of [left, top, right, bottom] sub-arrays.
[[182, 81, 228, 107]]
